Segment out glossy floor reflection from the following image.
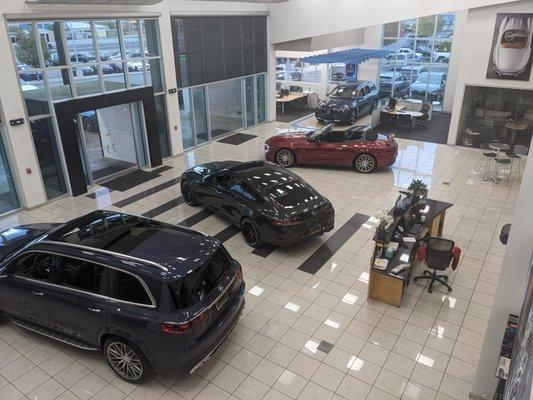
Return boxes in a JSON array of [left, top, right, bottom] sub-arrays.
[[0, 121, 523, 400]]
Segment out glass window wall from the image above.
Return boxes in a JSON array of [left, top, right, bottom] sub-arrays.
[[276, 57, 321, 83], [379, 13, 455, 111], [179, 73, 266, 150], [7, 18, 170, 199], [457, 86, 533, 148]]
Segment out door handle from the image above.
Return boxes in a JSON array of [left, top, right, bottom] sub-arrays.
[[31, 290, 44, 296], [88, 307, 101, 314]]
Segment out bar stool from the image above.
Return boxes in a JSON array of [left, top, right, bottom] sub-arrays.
[[494, 157, 512, 182], [479, 142, 497, 181], [511, 144, 529, 175]]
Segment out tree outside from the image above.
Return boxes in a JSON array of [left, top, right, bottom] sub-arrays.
[[11, 27, 50, 68]]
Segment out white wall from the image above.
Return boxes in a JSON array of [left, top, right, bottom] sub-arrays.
[[447, 0, 533, 145], [268, 0, 518, 44]]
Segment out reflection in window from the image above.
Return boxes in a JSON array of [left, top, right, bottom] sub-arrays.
[[72, 65, 101, 96], [154, 95, 170, 158], [146, 58, 163, 93], [95, 20, 122, 61], [64, 21, 96, 63], [179, 89, 195, 150], [0, 122, 20, 214], [208, 79, 243, 137], [29, 118, 67, 199], [122, 20, 140, 56], [46, 68, 72, 100]]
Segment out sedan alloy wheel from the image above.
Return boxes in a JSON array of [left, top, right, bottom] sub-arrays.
[[242, 218, 261, 247]]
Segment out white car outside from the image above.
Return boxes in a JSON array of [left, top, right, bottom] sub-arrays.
[[492, 16, 532, 77]]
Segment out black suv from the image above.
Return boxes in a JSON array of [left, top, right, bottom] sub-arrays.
[[315, 80, 379, 125], [0, 211, 245, 382]]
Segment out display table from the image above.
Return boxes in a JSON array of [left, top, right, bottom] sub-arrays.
[[276, 92, 309, 114]]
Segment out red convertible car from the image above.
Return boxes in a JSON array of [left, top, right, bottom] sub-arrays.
[[265, 124, 398, 173]]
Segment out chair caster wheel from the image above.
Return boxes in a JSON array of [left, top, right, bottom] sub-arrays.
[[447, 287, 452, 292]]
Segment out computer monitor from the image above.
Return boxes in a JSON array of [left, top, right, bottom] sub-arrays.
[[290, 85, 302, 93], [276, 82, 282, 91]]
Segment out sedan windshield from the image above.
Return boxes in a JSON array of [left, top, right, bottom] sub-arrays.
[[329, 86, 357, 99]]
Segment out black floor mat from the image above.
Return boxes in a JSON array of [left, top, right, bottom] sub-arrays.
[[99, 165, 173, 192], [92, 165, 132, 181], [218, 132, 258, 145], [388, 112, 451, 144]]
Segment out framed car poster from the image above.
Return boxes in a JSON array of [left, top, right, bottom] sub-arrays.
[[486, 13, 533, 81]]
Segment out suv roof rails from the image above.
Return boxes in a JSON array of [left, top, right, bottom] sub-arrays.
[[40, 240, 169, 272]]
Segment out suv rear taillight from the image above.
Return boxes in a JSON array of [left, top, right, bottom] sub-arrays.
[[235, 265, 243, 284], [162, 312, 207, 335]]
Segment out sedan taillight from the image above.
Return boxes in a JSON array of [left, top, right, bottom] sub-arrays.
[[269, 218, 300, 227]]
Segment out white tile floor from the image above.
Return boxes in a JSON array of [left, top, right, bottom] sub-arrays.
[[0, 121, 522, 400]]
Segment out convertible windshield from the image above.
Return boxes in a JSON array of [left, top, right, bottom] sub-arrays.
[[416, 74, 441, 84], [329, 86, 357, 99], [306, 124, 333, 141]]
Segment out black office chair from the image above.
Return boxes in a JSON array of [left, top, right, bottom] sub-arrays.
[[416, 103, 430, 129], [414, 237, 455, 293]]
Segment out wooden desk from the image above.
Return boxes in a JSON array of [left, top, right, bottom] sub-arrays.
[[368, 198, 452, 307], [276, 92, 308, 114]]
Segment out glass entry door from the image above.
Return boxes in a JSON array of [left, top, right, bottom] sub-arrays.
[[78, 102, 146, 184], [0, 126, 19, 214]]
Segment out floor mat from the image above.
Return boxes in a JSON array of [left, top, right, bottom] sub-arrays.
[[389, 112, 451, 144], [99, 165, 173, 192], [218, 132, 258, 145]]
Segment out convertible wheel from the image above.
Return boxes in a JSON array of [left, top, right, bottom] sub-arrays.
[[104, 338, 150, 383], [181, 182, 198, 206], [276, 149, 296, 168], [354, 153, 376, 173], [241, 218, 262, 248]]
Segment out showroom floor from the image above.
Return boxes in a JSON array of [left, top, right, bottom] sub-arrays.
[[0, 121, 522, 400]]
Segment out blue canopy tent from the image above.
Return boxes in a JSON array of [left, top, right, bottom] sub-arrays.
[[300, 48, 392, 80]]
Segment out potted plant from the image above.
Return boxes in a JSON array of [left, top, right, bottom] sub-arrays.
[[407, 179, 428, 199]]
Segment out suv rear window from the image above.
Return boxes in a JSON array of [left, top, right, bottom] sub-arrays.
[[168, 248, 231, 309]]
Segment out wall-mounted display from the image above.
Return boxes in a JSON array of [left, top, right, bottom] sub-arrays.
[[486, 14, 533, 81]]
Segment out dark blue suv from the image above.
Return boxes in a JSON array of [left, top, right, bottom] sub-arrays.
[[0, 211, 245, 382]]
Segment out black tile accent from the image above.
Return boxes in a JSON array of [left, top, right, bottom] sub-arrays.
[[218, 133, 258, 145], [214, 225, 240, 242], [100, 167, 173, 192], [178, 209, 213, 227], [142, 197, 184, 218], [152, 165, 173, 174], [317, 340, 334, 354], [442, 181, 450, 186], [298, 213, 369, 275], [113, 177, 181, 208], [252, 244, 278, 258]]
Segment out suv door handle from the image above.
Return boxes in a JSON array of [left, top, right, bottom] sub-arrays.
[[31, 291, 44, 296], [88, 307, 101, 314]]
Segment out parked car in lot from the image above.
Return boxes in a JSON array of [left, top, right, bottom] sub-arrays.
[[16, 63, 43, 81], [315, 80, 378, 124], [265, 123, 398, 173], [410, 72, 447, 101], [492, 16, 532, 77], [433, 51, 451, 63], [70, 52, 96, 63], [399, 65, 429, 82], [0, 211, 245, 382], [378, 72, 411, 98], [181, 161, 335, 247]]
